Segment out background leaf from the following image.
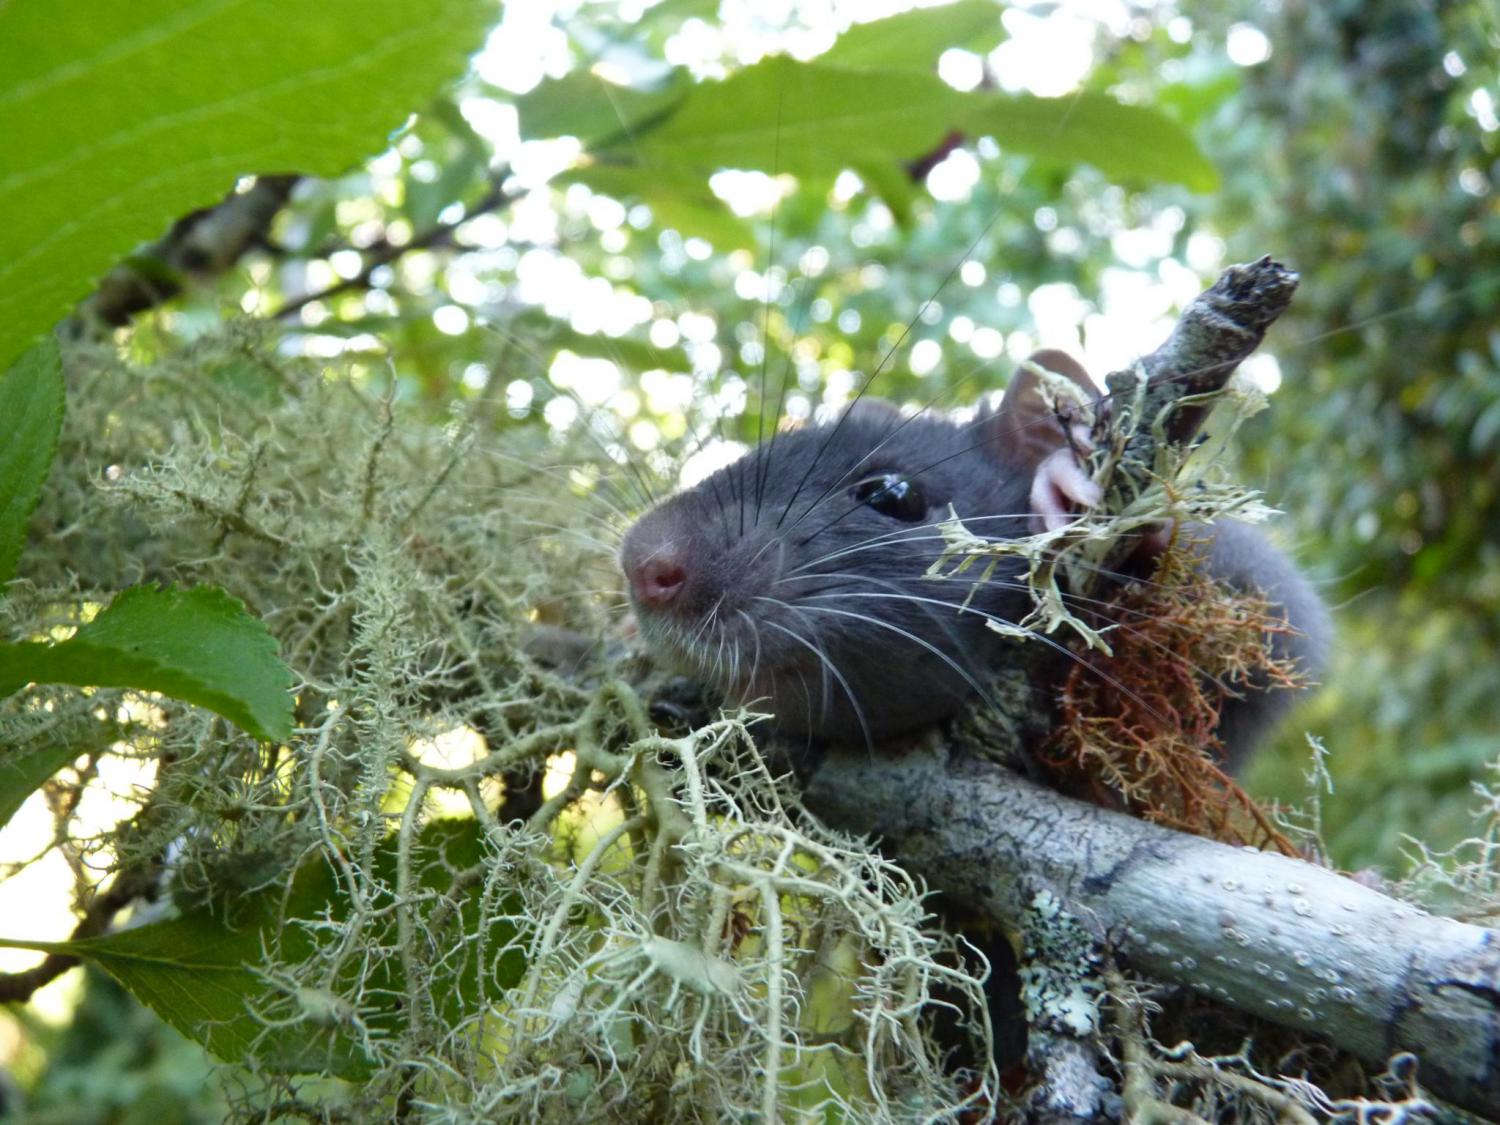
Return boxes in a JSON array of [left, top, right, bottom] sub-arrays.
[[821, 0, 1007, 71], [0, 339, 64, 587], [631, 57, 966, 174], [0, 0, 494, 368], [515, 69, 690, 144], [0, 746, 82, 832], [957, 90, 1219, 191], [0, 585, 294, 742], [606, 57, 1213, 191]]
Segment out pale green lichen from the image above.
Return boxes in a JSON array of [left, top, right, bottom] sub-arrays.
[[1018, 889, 1103, 1039], [1, 328, 995, 1123]]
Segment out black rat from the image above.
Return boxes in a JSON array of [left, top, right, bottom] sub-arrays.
[[619, 350, 1331, 764]]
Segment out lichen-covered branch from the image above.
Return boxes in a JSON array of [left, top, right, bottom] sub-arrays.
[[800, 745, 1500, 1117], [1120, 254, 1300, 449]]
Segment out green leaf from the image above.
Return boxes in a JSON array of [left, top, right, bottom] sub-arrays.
[[0, 820, 525, 1077], [821, 0, 1006, 72], [0, 585, 294, 742], [0, 339, 64, 588], [514, 68, 691, 144], [0, 747, 78, 832], [633, 57, 967, 175], [853, 160, 919, 227], [612, 57, 1213, 192], [566, 164, 757, 252], [0, 0, 495, 369], [958, 89, 1219, 191]]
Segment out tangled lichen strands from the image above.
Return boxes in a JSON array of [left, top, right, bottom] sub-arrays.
[[1, 330, 998, 1120], [497, 709, 997, 1120]]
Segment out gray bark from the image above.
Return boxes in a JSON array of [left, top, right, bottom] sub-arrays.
[[801, 746, 1500, 1117]]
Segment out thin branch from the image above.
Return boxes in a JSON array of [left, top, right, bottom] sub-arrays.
[[270, 172, 520, 321]]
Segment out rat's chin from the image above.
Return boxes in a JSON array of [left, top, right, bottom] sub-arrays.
[[632, 608, 756, 699], [632, 605, 891, 741]]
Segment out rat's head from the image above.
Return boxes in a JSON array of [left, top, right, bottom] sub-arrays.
[[619, 351, 1096, 743]]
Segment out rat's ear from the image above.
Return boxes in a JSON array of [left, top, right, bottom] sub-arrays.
[[981, 349, 1097, 470]]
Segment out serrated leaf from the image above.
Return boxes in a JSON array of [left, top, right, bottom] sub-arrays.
[[0, 339, 64, 588], [0, 820, 525, 1077], [0, 585, 294, 742], [0, 752, 69, 831], [0, 0, 495, 369], [822, 0, 1005, 72], [514, 68, 690, 144], [958, 89, 1219, 191]]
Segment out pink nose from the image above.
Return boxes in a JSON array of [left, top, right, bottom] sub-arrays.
[[629, 552, 687, 608]]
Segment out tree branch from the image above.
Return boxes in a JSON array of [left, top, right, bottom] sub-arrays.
[[269, 172, 520, 322], [72, 175, 299, 331], [801, 745, 1500, 1116]]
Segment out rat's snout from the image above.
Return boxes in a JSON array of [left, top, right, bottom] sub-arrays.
[[620, 503, 702, 615], [626, 546, 688, 608]]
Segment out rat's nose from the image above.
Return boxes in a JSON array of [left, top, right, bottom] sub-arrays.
[[628, 550, 688, 608]]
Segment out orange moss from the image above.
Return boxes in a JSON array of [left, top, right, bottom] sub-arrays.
[[1042, 534, 1303, 855]]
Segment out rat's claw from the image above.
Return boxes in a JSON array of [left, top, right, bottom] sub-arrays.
[[1031, 433, 1102, 532]]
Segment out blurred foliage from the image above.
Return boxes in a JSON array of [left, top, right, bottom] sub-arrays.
[[1202, 0, 1500, 867], [9, 972, 226, 1124]]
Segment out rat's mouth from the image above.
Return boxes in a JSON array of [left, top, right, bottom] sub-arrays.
[[633, 600, 764, 702], [632, 595, 877, 739]]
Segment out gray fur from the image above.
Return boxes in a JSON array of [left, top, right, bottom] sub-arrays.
[[621, 402, 1330, 760]]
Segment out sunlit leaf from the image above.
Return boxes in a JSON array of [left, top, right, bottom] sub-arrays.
[[622, 57, 1215, 190], [0, 585, 294, 743], [0, 0, 494, 368], [514, 69, 690, 144], [633, 57, 965, 174], [0, 339, 64, 588], [958, 89, 1219, 191], [821, 0, 1006, 71]]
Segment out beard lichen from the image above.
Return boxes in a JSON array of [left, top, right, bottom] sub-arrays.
[[0, 328, 994, 1122]]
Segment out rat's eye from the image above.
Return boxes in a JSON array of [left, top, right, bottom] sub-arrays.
[[850, 473, 928, 521]]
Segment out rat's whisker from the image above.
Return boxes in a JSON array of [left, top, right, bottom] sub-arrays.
[[737, 609, 765, 697], [777, 599, 995, 714], [762, 615, 873, 752], [796, 588, 1170, 725]]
